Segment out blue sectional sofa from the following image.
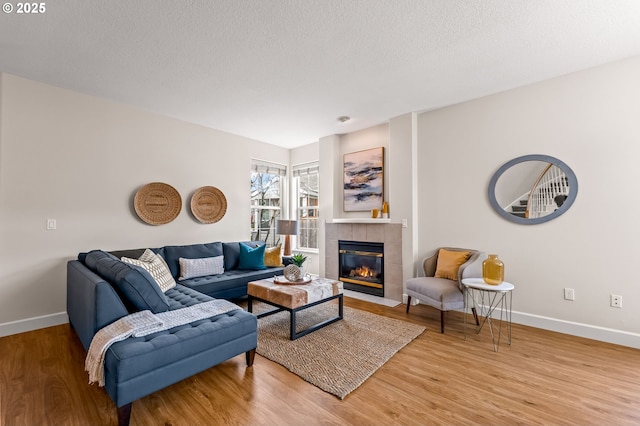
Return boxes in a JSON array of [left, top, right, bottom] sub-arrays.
[[67, 241, 286, 426]]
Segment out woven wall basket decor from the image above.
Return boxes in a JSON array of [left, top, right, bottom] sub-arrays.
[[190, 186, 227, 224], [134, 182, 182, 225]]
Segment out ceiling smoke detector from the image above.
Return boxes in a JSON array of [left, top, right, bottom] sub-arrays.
[[337, 116, 350, 123]]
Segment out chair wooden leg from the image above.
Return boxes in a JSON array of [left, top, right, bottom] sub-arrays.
[[406, 296, 412, 313], [440, 311, 445, 333]]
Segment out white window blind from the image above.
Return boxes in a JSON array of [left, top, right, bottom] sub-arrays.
[[251, 160, 287, 176], [292, 163, 319, 177]]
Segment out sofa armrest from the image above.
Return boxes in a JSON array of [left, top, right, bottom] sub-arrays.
[[67, 260, 129, 350]]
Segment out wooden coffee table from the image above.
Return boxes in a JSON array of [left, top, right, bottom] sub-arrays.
[[247, 276, 344, 340]]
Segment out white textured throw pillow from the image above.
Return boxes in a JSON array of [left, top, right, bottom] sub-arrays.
[[179, 256, 224, 280], [122, 249, 177, 292]]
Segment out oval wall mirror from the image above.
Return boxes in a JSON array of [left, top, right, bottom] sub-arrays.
[[488, 154, 578, 225]]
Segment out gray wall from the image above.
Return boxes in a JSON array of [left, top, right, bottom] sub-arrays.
[[417, 55, 640, 343], [3, 54, 640, 347], [314, 56, 640, 347], [0, 73, 288, 334]]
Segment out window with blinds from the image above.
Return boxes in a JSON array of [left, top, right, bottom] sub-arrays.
[[293, 162, 319, 250], [250, 160, 287, 246]]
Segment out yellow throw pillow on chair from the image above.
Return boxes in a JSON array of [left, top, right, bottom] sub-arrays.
[[434, 249, 470, 280]]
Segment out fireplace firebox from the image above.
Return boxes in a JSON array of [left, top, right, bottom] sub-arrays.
[[338, 240, 384, 297]]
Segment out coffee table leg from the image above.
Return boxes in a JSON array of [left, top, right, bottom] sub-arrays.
[[290, 295, 344, 340], [290, 310, 296, 340], [248, 296, 253, 313]]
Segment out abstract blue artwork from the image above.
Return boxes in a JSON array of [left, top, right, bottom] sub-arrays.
[[343, 147, 384, 211]]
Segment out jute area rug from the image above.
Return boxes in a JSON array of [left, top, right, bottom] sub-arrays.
[[247, 301, 425, 399]]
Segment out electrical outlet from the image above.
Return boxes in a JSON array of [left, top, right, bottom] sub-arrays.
[[610, 294, 622, 308], [46, 219, 57, 230], [564, 288, 575, 301]]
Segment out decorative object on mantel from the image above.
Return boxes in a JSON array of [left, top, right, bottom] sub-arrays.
[[482, 254, 504, 285], [276, 220, 298, 256], [343, 147, 384, 212], [190, 186, 227, 224], [134, 182, 182, 225], [381, 201, 389, 219], [371, 208, 379, 218]]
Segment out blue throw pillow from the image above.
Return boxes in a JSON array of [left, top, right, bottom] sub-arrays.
[[238, 242, 266, 270], [96, 257, 169, 313], [83, 249, 118, 271], [222, 241, 262, 270]]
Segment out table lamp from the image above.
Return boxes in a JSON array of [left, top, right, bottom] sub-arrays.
[[276, 219, 298, 256]]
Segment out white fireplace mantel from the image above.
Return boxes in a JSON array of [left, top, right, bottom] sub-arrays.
[[327, 218, 392, 224]]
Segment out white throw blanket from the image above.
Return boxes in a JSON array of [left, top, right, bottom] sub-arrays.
[[85, 300, 241, 386]]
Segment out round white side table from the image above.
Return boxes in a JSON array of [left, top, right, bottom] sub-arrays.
[[462, 278, 514, 352]]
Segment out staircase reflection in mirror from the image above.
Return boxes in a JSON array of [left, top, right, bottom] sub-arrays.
[[488, 154, 578, 225]]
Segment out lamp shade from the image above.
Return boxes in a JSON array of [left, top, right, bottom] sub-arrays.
[[276, 220, 298, 235]]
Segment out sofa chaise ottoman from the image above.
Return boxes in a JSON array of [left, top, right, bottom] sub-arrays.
[[67, 240, 286, 425]]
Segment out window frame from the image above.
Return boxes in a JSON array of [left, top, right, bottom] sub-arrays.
[[250, 160, 287, 247], [293, 162, 319, 252]]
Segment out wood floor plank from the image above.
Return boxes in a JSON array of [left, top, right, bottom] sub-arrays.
[[1, 296, 639, 425]]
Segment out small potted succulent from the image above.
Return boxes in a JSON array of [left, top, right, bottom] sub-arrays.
[[290, 253, 308, 277], [290, 253, 307, 267]]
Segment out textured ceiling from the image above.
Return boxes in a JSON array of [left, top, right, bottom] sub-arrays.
[[2, 0, 640, 148]]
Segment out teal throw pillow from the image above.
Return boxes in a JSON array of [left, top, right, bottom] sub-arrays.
[[238, 242, 266, 270]]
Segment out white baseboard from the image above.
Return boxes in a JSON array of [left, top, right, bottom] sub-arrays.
[[0, 312, 68, 338], [403, 294, 640, 349], [511, 310, 640, 349]]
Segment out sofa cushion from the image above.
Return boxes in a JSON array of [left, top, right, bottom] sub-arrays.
[[96, 257, 169, 313], [83, 250, 118, 271], [122, 249, 177, 292], [179, 267, 284, 299], [164, 284, 215, 309], [109, 248, 146, 260], [222, 241, 263, 271], [178, 256, 224, 280], [163, 242, 223, 278], [103, 308, 257, 385], [238, 243, 266, 270]]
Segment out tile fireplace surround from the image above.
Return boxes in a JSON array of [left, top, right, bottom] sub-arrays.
[[325, 222, 403, 301]]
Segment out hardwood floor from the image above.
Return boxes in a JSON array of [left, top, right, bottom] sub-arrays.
[[1, 297, 639, 425]]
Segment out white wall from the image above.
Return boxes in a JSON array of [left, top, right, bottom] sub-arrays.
[[337, 124, 389, 218], [417, 56, 640, 344], [4, 53, 640, 347], [0, 74, 288, 334], [388, 113, 419, 289]]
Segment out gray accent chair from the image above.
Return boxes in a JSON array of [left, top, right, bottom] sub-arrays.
[[405, 247, 485, 332]]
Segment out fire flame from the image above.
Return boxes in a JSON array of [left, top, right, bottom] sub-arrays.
[[350, 266, 375, 278]]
